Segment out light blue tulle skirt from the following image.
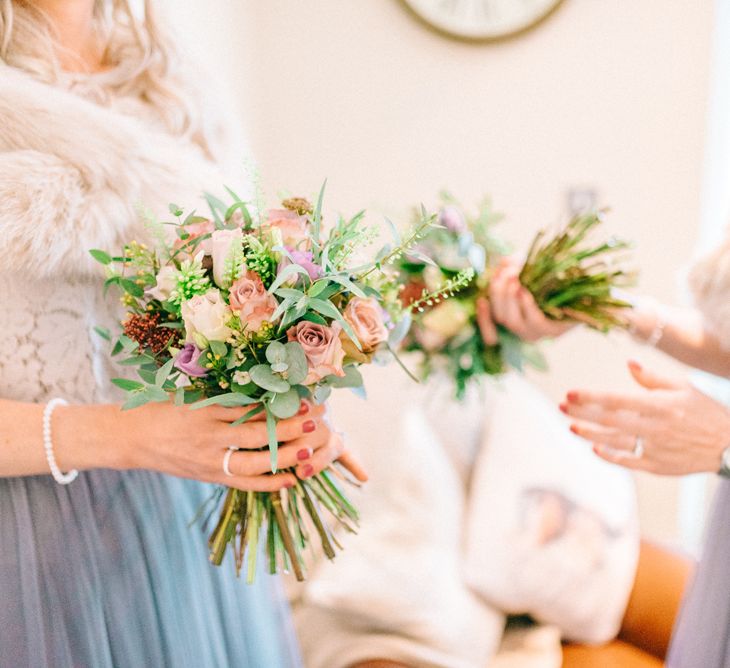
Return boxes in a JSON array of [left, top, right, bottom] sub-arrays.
[[0, 469, 301, 667], [667, 479, 730, 667]]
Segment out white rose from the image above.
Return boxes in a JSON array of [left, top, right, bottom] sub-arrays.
[[211, 229, 243, 289], [148, 265, 179, 301], [421, 299, 470, 340], [181, 289, 233, 345]]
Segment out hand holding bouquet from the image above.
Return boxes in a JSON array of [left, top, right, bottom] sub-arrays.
[[92, 185, 431, 581], [395, 196, 633, 398]]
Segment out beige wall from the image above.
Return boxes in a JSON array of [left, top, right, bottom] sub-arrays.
[[173, 0, 715, 545]]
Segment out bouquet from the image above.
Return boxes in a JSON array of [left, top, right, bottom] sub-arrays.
[[91, 185, 431, 582], [395, 195, 633, 398]]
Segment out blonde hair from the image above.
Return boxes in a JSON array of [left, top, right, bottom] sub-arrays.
[[0, 0, 211, 153]]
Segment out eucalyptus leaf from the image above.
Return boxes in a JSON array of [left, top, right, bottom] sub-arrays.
[[268, 264, 311, 294], [283, 342, 308, 385], [93, 326, 111, 341], [269, 388, 301, 419], [388, 313, 412, 348], [249, 365, 290, 393], [155, 357, 176, 387], [190, 393, 257, 409], [122, 391, 152, 410], [326, 365, 363, 389], [265, 341, 287, 366], [111, 378, 145, 392], [265, 408, 279, 472]]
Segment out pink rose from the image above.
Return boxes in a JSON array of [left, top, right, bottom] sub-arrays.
[[229, 270, 279, 334], [174, 219, 216, 258], [343, 297, 388, 353], [287, 321, 346, 384], [262, 209, 311, 250]]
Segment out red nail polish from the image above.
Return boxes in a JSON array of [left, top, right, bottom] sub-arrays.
[[283, 481, 295, 489], [302, 420, 316, 433], [302, 464, 314, 478], [567, 391, 579, 403], [297, 401, 310, 415], [570, 424, 579, 435], [559, 403, 568, 414], [297, 448, 311, 461]]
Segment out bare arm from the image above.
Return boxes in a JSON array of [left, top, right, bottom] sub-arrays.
[[626, 300, 730, 378], [0, 398, 366, 488]]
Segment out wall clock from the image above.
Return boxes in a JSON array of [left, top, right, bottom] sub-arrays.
[[401, 0, 565, 41]]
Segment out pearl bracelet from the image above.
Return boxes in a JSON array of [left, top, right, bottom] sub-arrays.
[[43, 398, 78, 485]]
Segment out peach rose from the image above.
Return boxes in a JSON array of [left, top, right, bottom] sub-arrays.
[[262, 209, 311, 250], [229, 270, 279, 334], [343, 297, 387, 354], [287, 321, 346, 384]]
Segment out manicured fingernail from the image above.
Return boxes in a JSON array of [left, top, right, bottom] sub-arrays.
[[302, 464, 314, 478], [628, 360, 642, 372], [570, 424, 579, 435], [298, 401, 310, 415], [559, 403, 568, 414], [283, 481, 295, 489], [297, 448, 312, 461], [303, 420, 316, 433], [567, 391, 579, 402]]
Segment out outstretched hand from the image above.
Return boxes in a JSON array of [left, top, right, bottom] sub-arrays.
[[561, 361, 730, 475]]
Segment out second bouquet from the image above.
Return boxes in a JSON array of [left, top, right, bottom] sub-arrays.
[[92, 185, 428, 582]]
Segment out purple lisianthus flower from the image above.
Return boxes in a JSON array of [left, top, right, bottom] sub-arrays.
[[174, 343, 208, 378], [438, 205, 467, 233], [279, 247, 322, 282]]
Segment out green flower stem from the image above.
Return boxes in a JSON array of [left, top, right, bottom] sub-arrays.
[[271, 491, 305, 582]]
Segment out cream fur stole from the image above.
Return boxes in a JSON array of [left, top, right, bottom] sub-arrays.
[[0, 65, 228, 280], [689, 233, 730, 349]]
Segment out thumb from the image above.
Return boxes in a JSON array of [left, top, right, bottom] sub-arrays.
[[477, 297, 498, 346], [628, 360, 684, 390]]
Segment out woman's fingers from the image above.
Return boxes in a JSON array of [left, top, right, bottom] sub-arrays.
[[564, 389, 667, 416], [592, 444, 655, 472], [216, 412, 324, 449], [295, 432, 345, 479], [225, 471, 298, 492], [337, 450, 369, 482], [211, 400, 317, 423], [224, 435, 326, 477], [476, 297, 499, 346], [627, 360, 686, 391], [561, 400, 654, 433], [570, 422, 638, 452]]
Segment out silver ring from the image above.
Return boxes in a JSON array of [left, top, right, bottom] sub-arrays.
[[222, 447, 237, 477], [629, 436, 644, 459]]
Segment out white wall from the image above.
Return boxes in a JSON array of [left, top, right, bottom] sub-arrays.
[[174, 0, 715, 546]]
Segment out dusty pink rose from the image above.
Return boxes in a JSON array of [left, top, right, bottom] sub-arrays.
[[343, 297, 388, 353], [262, 209, 311, 250], [287, 321, 346, 384], [174, 219, 216, 257], [229, 270, 279, 333]]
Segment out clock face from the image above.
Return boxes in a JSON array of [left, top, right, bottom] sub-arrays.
[[402, 0, 564, 41]]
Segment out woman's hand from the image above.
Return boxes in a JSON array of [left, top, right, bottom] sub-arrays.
[[56, 400, 367, 491], [477, 257, 573, 346], [561, 360, 730, 475]]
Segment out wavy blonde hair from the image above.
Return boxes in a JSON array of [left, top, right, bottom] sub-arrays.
[[0, 0, 212, 153]]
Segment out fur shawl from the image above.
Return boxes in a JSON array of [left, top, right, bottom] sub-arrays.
[[0, 65, 231, 279], [689, 234, 730, 349]]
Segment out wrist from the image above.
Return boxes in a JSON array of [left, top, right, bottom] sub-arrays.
[[53, 403, 132, 472]]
